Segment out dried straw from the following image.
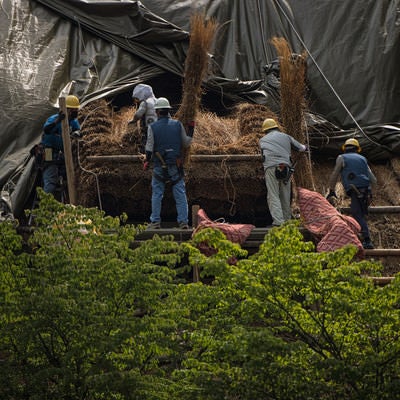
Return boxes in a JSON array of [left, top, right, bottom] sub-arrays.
[[271, 36, 315, 191], [176, 14, 217, 163]]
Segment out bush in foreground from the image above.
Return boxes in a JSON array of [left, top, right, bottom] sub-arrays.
[[0, 191, 399, 399]]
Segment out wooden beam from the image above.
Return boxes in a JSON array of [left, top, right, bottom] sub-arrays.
[[86, 154, 262, 163], [364, 249, 400, 256], [59, 96, 77, 204], [340, 206, 400, 214], [368, 276, 395, 286]]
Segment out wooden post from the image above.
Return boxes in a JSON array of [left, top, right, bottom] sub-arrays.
[[191, 204, 200, 228], [59, 96, 77, 205], [192, 204, 200, 283]]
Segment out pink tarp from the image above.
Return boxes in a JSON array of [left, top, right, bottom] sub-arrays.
[[297, 187, 364, 256]]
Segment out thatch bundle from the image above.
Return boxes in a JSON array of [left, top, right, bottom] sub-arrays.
[[74, 100, 282, 223], [271, 36, 315, 191], [176, 14, 217, 125], [73, 98, 400, 238], [176, 14, 217, 163], [75, 100, 142, 209]]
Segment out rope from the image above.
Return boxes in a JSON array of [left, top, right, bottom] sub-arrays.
[[0, 0, 10, 19], [220, 158, 237, 216]]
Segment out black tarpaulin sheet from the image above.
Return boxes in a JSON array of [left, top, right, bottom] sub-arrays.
[[308, 123, 400, 162], [140, 0, 400, 128], [0, 0, 187, 190]]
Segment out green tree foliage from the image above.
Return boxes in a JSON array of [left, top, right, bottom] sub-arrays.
[[170, 223, 400, 400], [1, 191, 400, 399]]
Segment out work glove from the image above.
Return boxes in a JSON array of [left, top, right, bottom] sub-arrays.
[[143, 161, 149, 171], [187, 120, 196, 137], [56, 111, 65, 123]]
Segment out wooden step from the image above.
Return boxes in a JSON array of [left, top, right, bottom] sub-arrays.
[[340, 206, 400, 214], [364, 249, 400, 256], [135, 226, 310, 243]]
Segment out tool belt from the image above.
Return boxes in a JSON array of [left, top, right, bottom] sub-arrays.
[[153, 152, 184, 185], [30, 144, 63, 168], [348, 185, 372, 214], [275, 163, 294, 184], [43, 148, 64, 165], [153, 164, 183, 185]]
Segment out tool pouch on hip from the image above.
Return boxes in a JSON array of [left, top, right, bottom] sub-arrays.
[[275, 164, 290, 180], [44, 148, 53, 162], [275, 164, 295, 184]]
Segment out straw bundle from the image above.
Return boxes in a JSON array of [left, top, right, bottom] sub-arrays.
[[191, 112, 239, 154], [176, 14, 217, 162], [271, 36, 315, 190], [76, 99, 142, 206]]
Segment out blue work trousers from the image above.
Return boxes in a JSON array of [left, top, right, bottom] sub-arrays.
[[349, 188, 371, 240], [150, 165, 188, 224], [42, 163, 65, 194]]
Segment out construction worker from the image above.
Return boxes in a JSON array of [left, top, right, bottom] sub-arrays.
[[327, 138, 377, 249], [128, 83, 157, 152], [40, 94, 81, 195], [143, 97, 192, 229], [259, 118, 308, 226]]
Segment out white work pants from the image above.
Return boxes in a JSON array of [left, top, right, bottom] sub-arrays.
[[264, 166, 292, 226]]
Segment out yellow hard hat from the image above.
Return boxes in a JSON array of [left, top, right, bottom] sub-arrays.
[[342, 138, 361, 152], [262, 118, 278, 132], [66, 95, 80, 109]]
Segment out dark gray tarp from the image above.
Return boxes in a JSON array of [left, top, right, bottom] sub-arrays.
[[140, 0, 400, 128], [1, 0, 400, 216], [0, 0, 187, 198]]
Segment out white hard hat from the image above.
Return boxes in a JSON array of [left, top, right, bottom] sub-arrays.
[[154, 97, 171, 109]]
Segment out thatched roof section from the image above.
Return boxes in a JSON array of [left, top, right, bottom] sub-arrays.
[[73, 99, 281, 223]]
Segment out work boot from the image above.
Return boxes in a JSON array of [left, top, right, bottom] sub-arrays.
[[178, 222, 190, 230], [362, 239, 374, 249], [146, 221, 161, 230]]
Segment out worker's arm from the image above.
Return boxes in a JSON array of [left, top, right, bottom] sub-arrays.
[[290, 136, 307, 152], [368, 166, 377, 186], [43, 112, 65, 134], [142, 125, 154, 171], [129, 101, 146, 124], [180, 122, 193, 148], [144, 125, 154, 160], [328, 155, 344, 190]]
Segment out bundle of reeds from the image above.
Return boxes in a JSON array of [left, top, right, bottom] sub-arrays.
[[236, 103, 281, 136], [271, 36, 315, 190], [176, 13, 217, 162]]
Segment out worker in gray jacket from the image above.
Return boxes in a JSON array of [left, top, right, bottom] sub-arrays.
[[259, 118, 308, 226]]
